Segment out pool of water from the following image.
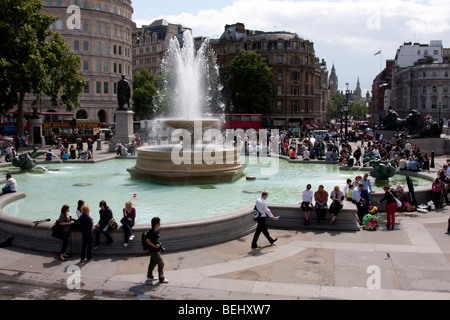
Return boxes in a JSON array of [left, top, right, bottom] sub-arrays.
[[1, 158, 431, 224]]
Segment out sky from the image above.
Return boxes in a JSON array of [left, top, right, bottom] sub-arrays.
[[131, 0, 450, 94]]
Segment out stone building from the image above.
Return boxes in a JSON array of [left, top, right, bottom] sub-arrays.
[[132, 19, 191, 76], [210, 23, 330, 131], [391, 58, 450, 122], [31, 0, 135, 125], [371, 60, 394, 122], [389, 40, 450, 122]]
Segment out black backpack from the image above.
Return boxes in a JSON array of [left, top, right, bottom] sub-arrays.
[[141, 231, 150, 251]]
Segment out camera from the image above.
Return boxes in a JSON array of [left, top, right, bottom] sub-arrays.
[[159, 243, 166, 253]]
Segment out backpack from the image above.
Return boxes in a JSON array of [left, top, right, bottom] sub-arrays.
[[141, 231, 150, 251]]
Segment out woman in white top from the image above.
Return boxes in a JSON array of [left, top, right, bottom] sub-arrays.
[[300, 184, 314, 225]]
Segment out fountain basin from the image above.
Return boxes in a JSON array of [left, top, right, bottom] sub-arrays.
[[128, 145, 246, 185]]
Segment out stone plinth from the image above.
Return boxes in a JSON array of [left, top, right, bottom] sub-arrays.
[[109, 109, 135, 152]]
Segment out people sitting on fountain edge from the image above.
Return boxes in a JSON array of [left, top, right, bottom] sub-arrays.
[[1, 174, 17, 195]]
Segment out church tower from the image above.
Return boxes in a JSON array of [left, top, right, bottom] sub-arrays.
[[329, 64, 338, 95], [355, 76, 362, 99]]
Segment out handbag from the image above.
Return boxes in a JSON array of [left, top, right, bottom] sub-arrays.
[[51, 220, 63, 239], [108, 218, 118, 231], [390, 192, 402, 207]]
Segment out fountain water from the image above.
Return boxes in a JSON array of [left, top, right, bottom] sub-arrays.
[[128, 31, 246, 185]]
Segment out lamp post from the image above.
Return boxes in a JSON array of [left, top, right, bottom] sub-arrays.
[[345, 83, 350, 143], [343, 103, 349, 143]]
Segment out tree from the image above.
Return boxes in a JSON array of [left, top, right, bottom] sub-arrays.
[[330, 93, 345, 118], [227, 50, 276, 114], [349, 101, 369, 120], [0, 0, 85, 135], [132, 68, 158, 119]]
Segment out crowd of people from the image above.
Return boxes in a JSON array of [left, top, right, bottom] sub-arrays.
[[54, 199, 168, 285]]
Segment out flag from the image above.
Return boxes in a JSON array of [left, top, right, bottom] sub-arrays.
[[374, 50, 381, 56]]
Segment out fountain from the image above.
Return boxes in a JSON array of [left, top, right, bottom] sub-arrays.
[[128, 31, 246, 185]]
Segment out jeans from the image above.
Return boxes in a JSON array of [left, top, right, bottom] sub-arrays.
[[386, 202, 397, 227], [80, 235, 93, 260], [147, 252, 165, 281], [94, 224, 113, 245], [61, 232, 70, 254], [121, 218, 135, 243]]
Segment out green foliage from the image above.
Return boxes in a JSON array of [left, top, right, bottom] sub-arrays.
[[0, 0, 85, 134], [330, 93, 345, 118], [132, 68, 158, 119], [227, 50, 276, 114], [349, 101, 369, 119]]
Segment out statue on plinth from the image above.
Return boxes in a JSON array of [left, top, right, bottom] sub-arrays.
[[117, 75, 131, 110]]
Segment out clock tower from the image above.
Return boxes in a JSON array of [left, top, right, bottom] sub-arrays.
[[329, 64, 338, 95]]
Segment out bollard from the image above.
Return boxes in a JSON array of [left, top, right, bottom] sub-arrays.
[[96, 139, 102, 151], [431, 151, 435, 168]]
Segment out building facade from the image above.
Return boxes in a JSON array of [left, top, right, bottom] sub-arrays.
[[387, 40, 450, 123], [371, 60, 394, 122], [391, 58, 450, 122], [211, 23, 330, 131], [33, 0, 135, 125], [132, 19, 191, 76]]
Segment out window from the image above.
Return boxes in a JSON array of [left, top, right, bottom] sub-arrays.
[[432, 86, 438, 93], [83, 22, 89, 32], [277, 71, 283, 81], [277, 56, 283, 64], [74, 40, 80, 51], [83, 81, 89, 93], [83, 41, 89, 52], [434, 50, 439, 55], [96, 61, 101, 72], [103, 62, 108, 73], [421, 97, 426, 109], [96, 81, 101, 94], [431, 97, 437, 109], [292, 72, 299, 81], [83, 60, 89, 71], [55, 20, 63, 30], [104, 82, 108, 94], [277, 85, 283, 95]]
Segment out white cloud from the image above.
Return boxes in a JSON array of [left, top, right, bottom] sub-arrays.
[[135, 0, 450, 93]]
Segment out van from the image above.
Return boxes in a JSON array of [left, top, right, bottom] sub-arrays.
[[99, 128, 112, 140], [312, 130, 329, 140]]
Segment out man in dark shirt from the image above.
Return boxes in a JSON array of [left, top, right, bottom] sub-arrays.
[[145, 217, 168, 284]]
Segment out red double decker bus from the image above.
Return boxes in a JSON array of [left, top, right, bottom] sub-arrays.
[[217, 114, 263, 131]]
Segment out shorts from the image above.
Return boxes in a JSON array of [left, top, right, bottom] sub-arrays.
[[301, 202, 312, 212]]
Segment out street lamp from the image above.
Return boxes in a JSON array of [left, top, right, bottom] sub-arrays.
[[343, 103, 349, 143], [344, 83, 350, 143]]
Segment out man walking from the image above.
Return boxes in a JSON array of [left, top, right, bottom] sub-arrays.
[[251, 192, 279, 249], [146, 217, 168, 285]]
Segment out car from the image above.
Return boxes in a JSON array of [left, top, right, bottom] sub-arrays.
[[357, 129, 374, 141]]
